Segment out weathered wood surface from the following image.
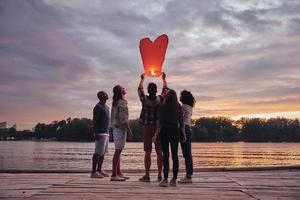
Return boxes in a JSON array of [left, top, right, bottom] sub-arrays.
[[0, 170, 299, 200]]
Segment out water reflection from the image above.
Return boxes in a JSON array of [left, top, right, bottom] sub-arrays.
[[0, 141, 299, 170]]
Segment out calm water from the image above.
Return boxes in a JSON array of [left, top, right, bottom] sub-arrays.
[[0, 141, 299, 170]]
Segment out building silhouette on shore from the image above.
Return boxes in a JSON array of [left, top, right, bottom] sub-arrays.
[[0, 122, 7, 129], [0, 122, 17, 130]]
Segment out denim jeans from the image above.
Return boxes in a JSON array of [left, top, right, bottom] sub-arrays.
[[160, 125, 179, 179], [180, 125, 193, 177]]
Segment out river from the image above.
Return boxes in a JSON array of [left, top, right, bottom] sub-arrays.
[[0, 141, 299, 170]]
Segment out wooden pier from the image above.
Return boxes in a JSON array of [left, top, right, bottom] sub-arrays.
[[0, 169, 299, 200]]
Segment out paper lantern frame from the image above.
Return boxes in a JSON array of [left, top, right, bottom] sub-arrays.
[[139, 34, 169, 77]]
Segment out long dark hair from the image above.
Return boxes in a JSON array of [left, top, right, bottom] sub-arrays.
[[180, 90, 196, 107], [162, 89, 181, 122], [112, 85, 122, 107]]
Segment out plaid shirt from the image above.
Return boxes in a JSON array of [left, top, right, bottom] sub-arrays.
[[138, 87, 163, 125]]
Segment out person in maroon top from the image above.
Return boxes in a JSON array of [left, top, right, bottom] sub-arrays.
[[138, 72, 168, 182]]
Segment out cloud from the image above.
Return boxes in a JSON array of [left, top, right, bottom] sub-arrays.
[[0, 0, 299, 129], [233, 9, 282, 32], [289, 18, 300, 33]]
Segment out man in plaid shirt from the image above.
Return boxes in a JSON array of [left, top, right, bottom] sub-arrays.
[[138, 72, 168, 182]]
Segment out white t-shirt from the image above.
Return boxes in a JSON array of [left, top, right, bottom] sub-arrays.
[[182, 104, 193, 126]]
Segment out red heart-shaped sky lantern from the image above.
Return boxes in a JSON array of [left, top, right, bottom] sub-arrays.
[[139, 34, 169, 77]]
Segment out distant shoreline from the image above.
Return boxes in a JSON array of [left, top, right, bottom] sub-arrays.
[[2, 117, 300, 142], [1, 165, 299, 173]]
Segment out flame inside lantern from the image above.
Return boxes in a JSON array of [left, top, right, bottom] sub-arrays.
[[145, 67, 161, 77], [150, 69, 156, 76]]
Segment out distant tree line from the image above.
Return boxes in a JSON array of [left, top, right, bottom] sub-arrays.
[[0, 117, 299, 142]]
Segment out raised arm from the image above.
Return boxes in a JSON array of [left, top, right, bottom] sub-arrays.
[[161, 72, 169, 96], [138, 73, 146, 102], [162, 72, 168, 89], [139, 73, 145, 89]]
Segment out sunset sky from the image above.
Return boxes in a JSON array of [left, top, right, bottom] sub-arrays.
[[0, 0, 300, 130]]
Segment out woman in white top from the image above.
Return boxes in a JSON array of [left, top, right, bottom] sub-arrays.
[[178, 90, 195, 183], [110, 85, 133, 181]]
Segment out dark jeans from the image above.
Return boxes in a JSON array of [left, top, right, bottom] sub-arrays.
[[180, 125, 193, 177], [160, 125, 179, 179]]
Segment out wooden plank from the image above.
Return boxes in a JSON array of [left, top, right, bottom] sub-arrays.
[[246, 189, 300, 200], [0, 170, 299, 200], [0, 189, 42, 198]]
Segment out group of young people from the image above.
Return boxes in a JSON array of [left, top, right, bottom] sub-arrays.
[[91, 73, 195, 187]]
